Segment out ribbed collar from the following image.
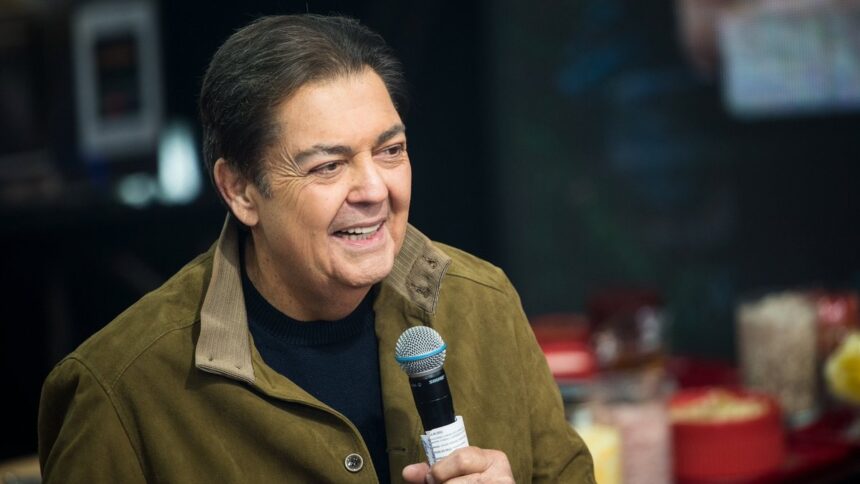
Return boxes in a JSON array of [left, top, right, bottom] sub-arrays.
[[195, 214, 451, 383]]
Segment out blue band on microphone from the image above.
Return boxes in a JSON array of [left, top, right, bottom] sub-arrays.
[[395, 343, 447, 363]]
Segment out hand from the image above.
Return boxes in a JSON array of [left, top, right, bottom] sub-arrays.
[[402, 446, 515, 483]]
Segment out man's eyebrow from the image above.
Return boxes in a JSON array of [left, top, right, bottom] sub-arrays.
[[293, 144, 352, 166], [376, 123, 406, 146], [293, 123, 407, 166]]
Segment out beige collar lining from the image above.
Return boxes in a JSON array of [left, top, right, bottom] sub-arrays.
[[195, 216, 256, 383]]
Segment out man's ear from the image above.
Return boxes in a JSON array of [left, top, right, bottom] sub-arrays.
[[213, 158, 260, 227]]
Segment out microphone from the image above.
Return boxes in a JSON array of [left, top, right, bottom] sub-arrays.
[[394, 326, 455, 431], [395, 326, 469, 464]]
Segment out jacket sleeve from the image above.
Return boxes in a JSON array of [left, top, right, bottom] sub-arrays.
[[38, 357, 147, 484], [502, 276, 597, 484]]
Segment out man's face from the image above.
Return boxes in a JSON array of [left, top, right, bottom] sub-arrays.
[[245, 69, 411, 305]]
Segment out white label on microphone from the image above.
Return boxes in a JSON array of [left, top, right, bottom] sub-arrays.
[[419, 415, 469, 465]]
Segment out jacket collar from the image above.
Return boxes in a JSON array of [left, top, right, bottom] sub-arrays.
[[195, 214, 451, 383]]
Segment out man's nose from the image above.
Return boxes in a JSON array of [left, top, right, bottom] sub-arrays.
[[346, 156, 388, 204]]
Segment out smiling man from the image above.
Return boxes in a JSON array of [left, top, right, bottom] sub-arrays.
[[220, 70, 412, 323], [38, 15, 594, 484]]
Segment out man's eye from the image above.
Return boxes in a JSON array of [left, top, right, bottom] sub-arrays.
[[381, 144, 404, 157], [311, 162, 342, 175]]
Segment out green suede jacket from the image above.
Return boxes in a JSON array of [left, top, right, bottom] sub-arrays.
[[39, 216, 595, 483]]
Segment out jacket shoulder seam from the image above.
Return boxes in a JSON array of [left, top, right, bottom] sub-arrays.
[[61, 356, 148, 478], [444, 269, 508, 295], [100, 252, 212, 388], [432, 243, 509, 293], [106, 321, 199, 390]]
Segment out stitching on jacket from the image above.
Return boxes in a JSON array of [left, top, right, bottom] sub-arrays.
[[61, 356, 148, 479], [104, 253, 213, 389], [107, 323, 199, 390], [443, 269, 509, 295]]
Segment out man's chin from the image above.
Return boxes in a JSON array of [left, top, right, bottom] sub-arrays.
[[331, 253, 395, 289]]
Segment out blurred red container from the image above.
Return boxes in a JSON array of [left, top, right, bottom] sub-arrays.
[[671, 387, 785, 482], [531, 313, 596, 383], [539, 339, 597, 383]]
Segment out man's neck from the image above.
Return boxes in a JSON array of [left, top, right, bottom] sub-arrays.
[[243, 235, 370, 321]]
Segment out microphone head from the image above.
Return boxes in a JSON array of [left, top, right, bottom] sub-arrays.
[[395, 326, 447, 378]]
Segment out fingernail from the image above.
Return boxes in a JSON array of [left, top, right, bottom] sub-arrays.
[[425, 475, 436, 484]]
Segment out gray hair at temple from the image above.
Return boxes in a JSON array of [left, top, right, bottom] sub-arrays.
[[199, 14, 408, 197]]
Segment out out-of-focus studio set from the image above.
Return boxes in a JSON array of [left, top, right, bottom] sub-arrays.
[[3, 0, 860, 482]]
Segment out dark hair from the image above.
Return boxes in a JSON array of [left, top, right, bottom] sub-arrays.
[[199, 14, 407, 196]]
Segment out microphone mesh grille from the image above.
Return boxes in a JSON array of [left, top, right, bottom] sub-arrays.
[[395, 326, 447, 377]]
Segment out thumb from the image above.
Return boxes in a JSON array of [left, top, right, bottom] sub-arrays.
[[402, 462, 433, 483]]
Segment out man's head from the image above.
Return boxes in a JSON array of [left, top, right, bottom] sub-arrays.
[[200, 14, 408, 195], [201, 15, 412, 320]]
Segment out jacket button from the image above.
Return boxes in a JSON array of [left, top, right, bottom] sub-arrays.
[[344, 453, 364, 473]]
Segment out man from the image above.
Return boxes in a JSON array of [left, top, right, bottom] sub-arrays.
[[39, 14, 594, 483]]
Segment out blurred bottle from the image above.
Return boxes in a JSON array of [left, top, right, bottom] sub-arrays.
[[736, 291, 818, 427], [586, 289, 675, 484], [591, 367, 674, 484], [531, 313, 596, 424], [566, 365, 623, 484], [587, 287, 670, 372], [533, 314, 622, 484]]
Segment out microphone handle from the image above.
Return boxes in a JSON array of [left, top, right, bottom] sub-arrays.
[[409, 368, 456, 431]]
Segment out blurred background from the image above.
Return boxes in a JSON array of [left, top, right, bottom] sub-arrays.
[[2, 0, 860, 481]]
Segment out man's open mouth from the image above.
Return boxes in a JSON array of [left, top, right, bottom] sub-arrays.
[[333, 222, 383, 241]]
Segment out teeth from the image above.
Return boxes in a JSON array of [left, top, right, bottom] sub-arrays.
[[337, 223, 382, 240], [343, 224, 380, 235]]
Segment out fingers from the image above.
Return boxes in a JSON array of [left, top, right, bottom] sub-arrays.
[[430, 447, 488, 481], [403, 447, 515, 483], [402, 462, 432, 483], [428, 447, 514, 483]]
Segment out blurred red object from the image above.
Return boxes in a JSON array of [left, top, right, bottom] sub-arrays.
[[666, 360, 860, 483], [539, 339, 597, 383], [671, 387, 785, 482], [530, 313, 595, 383], [674, 409, 860, 483], [808, 290, 860, 358], [669, 356, 740, 389], [529, 313, 590, 346], [586, 287, 667, 370], [586, 287, 663, 327]]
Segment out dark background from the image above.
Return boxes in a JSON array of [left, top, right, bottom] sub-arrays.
[[3, 0, 859, 462]]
